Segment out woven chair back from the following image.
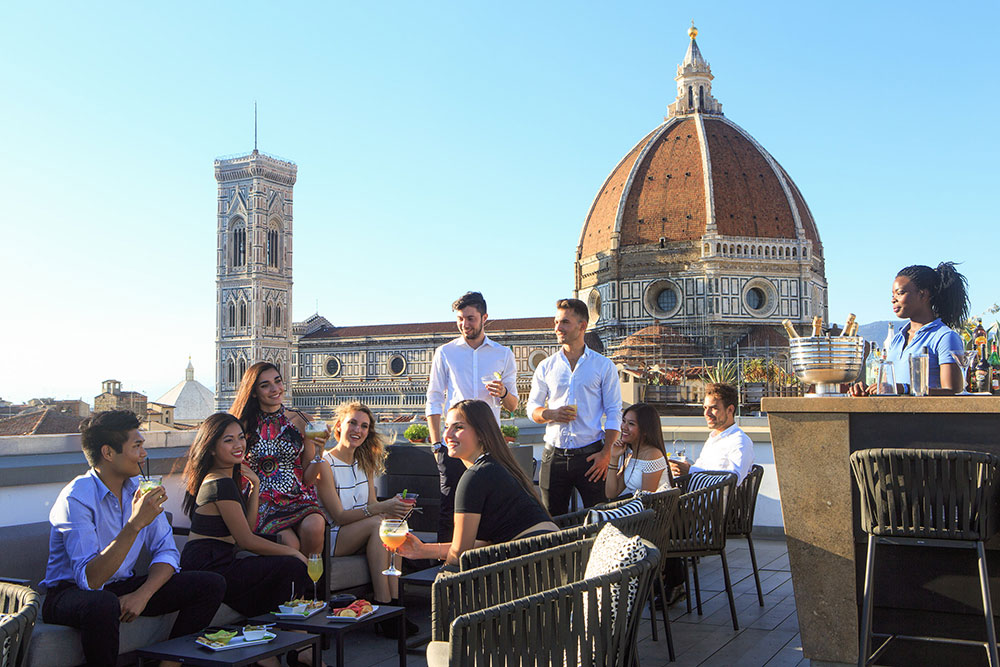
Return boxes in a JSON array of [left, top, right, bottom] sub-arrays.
[[0, 582, 40, 667], [445, 541, 660, 667], [726, 464, 764, 537], [553, 495, 635, 529], [636, 488, 682, 557], [668, 472, 737, 555], [459, 509, 655, 570], [850, 448, 1000, 541]]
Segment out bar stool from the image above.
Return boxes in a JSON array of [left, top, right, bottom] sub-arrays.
[[850, 448, 1000, 667]]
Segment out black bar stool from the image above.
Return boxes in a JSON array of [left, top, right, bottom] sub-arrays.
[[850, 448, 1000, 667]]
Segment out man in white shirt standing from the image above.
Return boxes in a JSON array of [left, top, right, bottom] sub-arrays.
[[426, 291, 518, 540], [669, 382, 754, 483], [527, 298, 622, 516]]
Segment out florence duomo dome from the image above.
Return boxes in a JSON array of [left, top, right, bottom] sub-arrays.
[[575, 25, 827, 357]]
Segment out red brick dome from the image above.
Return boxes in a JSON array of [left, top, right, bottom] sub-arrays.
[[578, 114, 821, 260]]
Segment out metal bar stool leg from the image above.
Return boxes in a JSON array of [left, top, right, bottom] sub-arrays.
[[747, 533, 764, 606], [858, 535, 877, 667], [977, 541, 999, 667]]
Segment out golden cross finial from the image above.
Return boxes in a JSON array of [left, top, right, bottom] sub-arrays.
[[688, 21, 698, 39]]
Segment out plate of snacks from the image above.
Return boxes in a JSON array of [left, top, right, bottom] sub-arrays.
[[276, 598, 327, 618], [327, 599, 378, 622], [196, 628, 276, 651]]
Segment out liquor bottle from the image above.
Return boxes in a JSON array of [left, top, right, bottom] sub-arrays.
[[782, 319, 799, 339], [976, 348, 991, 393], [974, 319, 988, 351], [882, 323, 894, 357], [989, 342, 1000, 394], [865, 345, 881, 385]]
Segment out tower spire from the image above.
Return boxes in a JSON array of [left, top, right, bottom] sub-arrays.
[[253, 101, 258, 154], [667, 24, 723, 118]]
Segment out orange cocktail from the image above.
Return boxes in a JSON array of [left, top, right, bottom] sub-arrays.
[[379, 519, 408, 576]]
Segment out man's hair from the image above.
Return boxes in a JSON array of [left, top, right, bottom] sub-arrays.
[[452, 291, 487, 315], [705, 383, 739, 411], [556, 298, 588, 322], [80, 410, 140, 467]]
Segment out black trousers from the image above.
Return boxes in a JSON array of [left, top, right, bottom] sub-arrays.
[[538, 441, 607, 516], [435, 447, 467, 542], [180, 538, 311, 617], [43, 569, 225, 667]]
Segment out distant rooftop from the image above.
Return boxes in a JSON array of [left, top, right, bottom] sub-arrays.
[[299, 316, 553, 340], [0, 408, 84, 436]]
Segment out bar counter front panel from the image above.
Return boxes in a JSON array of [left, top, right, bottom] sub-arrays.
[[763, 396, 1000, 667]]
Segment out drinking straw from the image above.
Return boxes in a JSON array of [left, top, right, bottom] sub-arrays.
[[144, 458, 150, 480]]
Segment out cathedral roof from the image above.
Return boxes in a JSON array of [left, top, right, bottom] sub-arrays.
[[300, 317, 553, 341], [577, 28, 821, 261], [155, 361, 215, 421]]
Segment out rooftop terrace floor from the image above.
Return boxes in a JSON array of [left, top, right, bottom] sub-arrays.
[[327, 536, 801, 667]]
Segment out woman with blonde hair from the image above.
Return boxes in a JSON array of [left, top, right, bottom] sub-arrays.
[[309, 402, 416, 637], [397, 400, 557, 568]]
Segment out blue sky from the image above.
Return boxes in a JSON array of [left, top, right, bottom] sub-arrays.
[[1, 1, 997, 404]]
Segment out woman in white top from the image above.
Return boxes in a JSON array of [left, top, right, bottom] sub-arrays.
[[309, 402, 413, 635], [605, 402, 672, 499]]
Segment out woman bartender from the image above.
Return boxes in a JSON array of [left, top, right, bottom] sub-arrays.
[[850, 262, 969, 396]]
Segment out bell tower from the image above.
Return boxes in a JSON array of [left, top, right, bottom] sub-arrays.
[[214, 149, 297, 410]]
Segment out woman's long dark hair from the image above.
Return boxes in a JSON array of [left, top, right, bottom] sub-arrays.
[[897, 262, 970, 329], [182, 412, 243, 519], [450, 400, 549, 517], [229, 361, 279, 444], [623, 403, 667, 458]]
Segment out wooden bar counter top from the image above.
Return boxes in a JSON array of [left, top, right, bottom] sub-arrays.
[[763, 396, 1000, 666]]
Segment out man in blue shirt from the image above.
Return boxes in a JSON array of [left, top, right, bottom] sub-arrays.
[[42, 410, 225, 666]]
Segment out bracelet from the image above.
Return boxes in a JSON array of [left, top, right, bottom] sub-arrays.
[[607, 464, 619, 470], [362, 505, 372, 518], [500, 388, 509, 399]]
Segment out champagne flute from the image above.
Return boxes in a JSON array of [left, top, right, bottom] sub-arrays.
[[379, 519, 409, 576], [307, 554, 323, 602]]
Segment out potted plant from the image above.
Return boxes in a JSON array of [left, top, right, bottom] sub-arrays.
[[501, 424, 519, 443], [701, 360, 738, 386], [742, 358, 768, 404], [403, 423, 429, 443]]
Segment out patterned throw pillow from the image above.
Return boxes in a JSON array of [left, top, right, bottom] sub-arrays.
[[584, 496, 644, 526], [686, 471, 732, 493], [582, 523, 648, 628]]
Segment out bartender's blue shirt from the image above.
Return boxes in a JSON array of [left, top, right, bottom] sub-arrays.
[[885, 318, 964, 389]]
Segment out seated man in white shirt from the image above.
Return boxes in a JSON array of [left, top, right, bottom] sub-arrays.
[[661, 382, 753, 608], [669, 382, 754, 484]]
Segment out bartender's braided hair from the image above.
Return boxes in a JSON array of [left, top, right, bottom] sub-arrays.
[[896, 262, 970, 330]]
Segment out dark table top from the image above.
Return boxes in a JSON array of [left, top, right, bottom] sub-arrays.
[[250, 604, 404, 636], [401, 565, 442, 586], [136, 628, 319, 666]]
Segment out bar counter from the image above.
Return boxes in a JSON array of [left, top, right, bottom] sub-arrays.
[[763, 396, 1000, 666]]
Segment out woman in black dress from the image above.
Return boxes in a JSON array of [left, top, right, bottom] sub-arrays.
[[397, 399, 557, 567]]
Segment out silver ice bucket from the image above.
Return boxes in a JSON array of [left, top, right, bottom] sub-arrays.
[[789, 336, 865, 396]]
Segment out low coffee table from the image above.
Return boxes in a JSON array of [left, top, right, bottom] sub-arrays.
[[399, 565, 442, 650], [136, 628, 320, 666], [251, 604, 406, 667]]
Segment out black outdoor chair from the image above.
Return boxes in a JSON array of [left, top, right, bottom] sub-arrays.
[[0, 581, 40, 667], [850, 448, 1000, 667], [726, 464, 765, 606], [668, 471, 740, 630], [430, 533, 660, 667]]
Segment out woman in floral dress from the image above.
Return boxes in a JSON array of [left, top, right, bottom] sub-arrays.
[[230, 361, 327, 556]]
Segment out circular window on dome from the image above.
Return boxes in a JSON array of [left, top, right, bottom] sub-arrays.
[[643, 280, 683, 319], [387, 354, 407, 376], [325, 357, 341, 377], [742, 278, 778, 318], [586, 289, 602, 324], [528, 349, 548, 371]]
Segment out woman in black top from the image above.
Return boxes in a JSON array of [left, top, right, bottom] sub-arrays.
[[179, 413, 311, 624], [397, 400, 557, 566]]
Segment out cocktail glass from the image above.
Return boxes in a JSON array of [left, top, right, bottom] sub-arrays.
[[877, 361, 898, 395], [138, 475, 163, 494], [379, 519, 409, 576], [307, 554, 323, 602], [951, 350, 978, 394], [304, 418, 329, 441], [481, 375, 500, 408]]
